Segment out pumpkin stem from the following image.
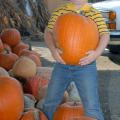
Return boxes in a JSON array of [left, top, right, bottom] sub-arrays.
[[74, 101, 78, 106]]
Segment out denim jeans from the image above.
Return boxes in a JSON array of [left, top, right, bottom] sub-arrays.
[[43, 61, 104, 120]]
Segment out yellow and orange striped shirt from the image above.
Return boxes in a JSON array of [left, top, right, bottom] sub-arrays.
[[47, 2, 109, 36]]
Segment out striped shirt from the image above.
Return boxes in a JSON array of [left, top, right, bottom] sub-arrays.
[[47, 2, 109, 36]]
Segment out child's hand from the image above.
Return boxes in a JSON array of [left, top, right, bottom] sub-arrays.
[[79, 50, 99, 66], [51, 48, 65, 64]]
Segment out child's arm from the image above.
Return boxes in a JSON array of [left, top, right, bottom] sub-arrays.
[[44, 27, 65, 64], [95, 33, 110, 57], [79, 5, 110, 66], [80, 33, 110, 66]]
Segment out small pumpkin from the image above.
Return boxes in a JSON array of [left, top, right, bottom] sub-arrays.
[[12, 42, 29, 56], [23, 75, 49, 100], [53, 12, 99, 65], [19, 49, 41, 58], [0, 76, 24, 120], [0, 67, 9, 76], [1, 28, 21, 47], [20, 108, 48, 120], [0, 38, 4, 52], [26, 54, 42, 66], [54, 102, 84, 120], [0, 50, 18, 70], [12, 56, 37, 79]]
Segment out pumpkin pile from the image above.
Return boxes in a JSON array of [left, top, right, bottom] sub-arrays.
[[0, 28, 49, 119], [0, 28, 41, 71], [0, 76, 48, 120]]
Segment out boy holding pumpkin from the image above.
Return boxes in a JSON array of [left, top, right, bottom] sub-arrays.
[[43, 0, 110, 120]]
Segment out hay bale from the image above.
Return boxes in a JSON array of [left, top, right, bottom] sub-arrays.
[[0, 0, 49, 35]]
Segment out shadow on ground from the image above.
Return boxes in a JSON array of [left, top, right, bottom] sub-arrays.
[[102, 51, 120, 66], [108, 54, 120, 65], [41, 57, 55, 67]]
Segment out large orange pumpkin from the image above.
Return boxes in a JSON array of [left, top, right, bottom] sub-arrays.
[[53, 102, 84, 120], [20, 108, 48, 120], [0, 38, 4, 52], [53, 13, 99, 65], [0, 50, 18, 70], [1, 28, 21, 47], [0, 76, 24, 120]]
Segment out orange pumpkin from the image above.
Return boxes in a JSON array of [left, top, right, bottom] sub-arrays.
[[20, 108, 48, 120], [12, 42, 29, 56], [19, 49, 41, 58], [26, 54, 41, 66], [0, 38, 4, 52], [1, 28, 21, 47], [54, 102, 84, 120], [23, 75, 49, 100], [53, 13, 99, 65], [0, 76, 24, 120], [0, 50, 18, 70]]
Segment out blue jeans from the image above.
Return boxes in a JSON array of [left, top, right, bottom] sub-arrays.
[[43, 61, 104, 120]]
